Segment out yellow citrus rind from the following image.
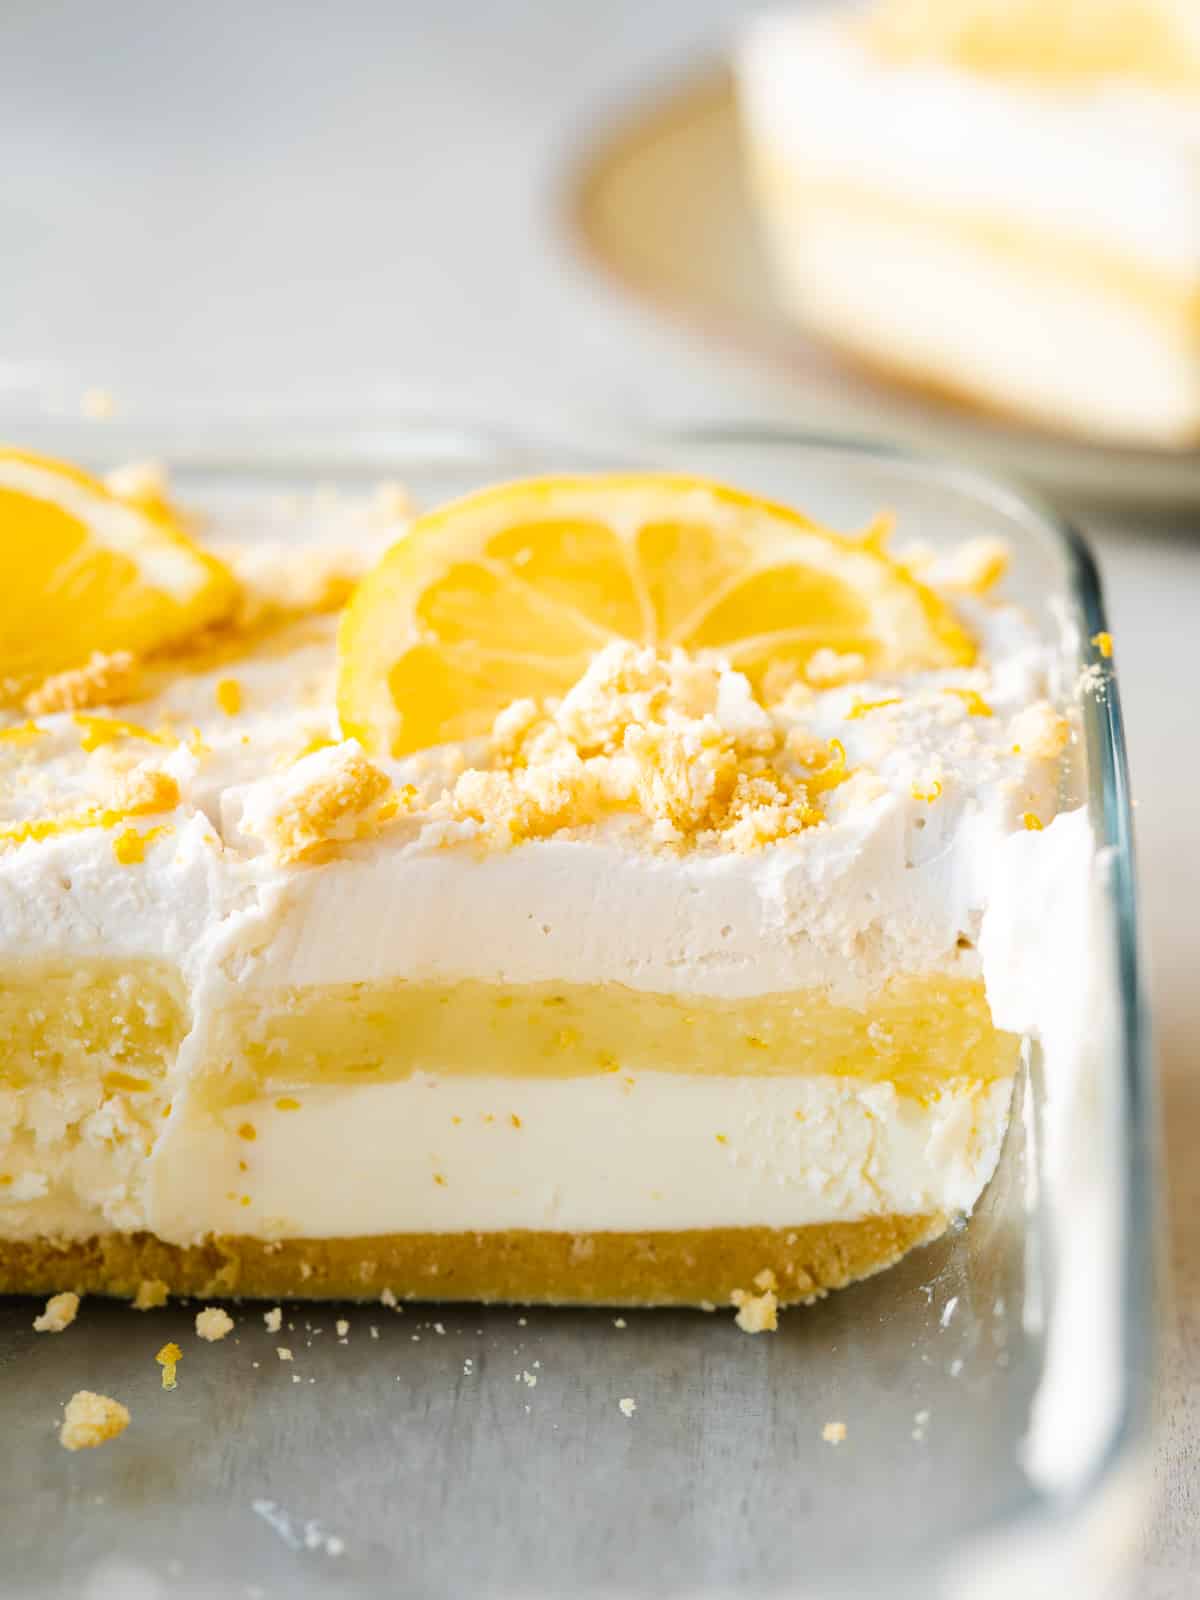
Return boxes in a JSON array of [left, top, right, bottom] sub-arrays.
[[337, 473, 975, 757], [0, 446, 238, 697]]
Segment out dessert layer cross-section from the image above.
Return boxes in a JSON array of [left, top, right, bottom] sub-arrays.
[[0, 453, 1076, 1308]]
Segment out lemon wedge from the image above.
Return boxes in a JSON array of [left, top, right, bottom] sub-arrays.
[[0, 447, 237, 697], [338, 474, 975, 757]]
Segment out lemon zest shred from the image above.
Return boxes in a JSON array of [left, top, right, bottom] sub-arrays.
[[102, 1071, 152, 1094], [215, 677, 243, 716], [0, 772, 179, 850], [113, 827, 145, 865], [943, 687, 993, 717], [0, 720, 45, 744], [1091, 631, 1113, 659], [1023, 812, 1044, 831], [75, 714, 175, 753], [113, 824, 173, 865], [803, 738, 851, 795], [846, 696, 902, 720]]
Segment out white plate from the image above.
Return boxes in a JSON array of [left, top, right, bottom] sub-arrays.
[[569, 68, 1200, 513]]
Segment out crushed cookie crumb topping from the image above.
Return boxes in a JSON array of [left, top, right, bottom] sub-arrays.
[[25, 651, 140, 716], [242, 740, 399, 865], [797, 648, 868, 689], [111, 764, 181, 817], [431, 645, 831, 852]]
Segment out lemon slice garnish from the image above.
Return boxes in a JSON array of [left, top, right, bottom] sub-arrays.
[[338, 474, 974, 757], [0, 447, 238, 696]]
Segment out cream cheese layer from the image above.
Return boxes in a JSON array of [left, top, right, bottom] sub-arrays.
[[0, 1071, 1012, 1244], [151, 1073, 1013, 1242]]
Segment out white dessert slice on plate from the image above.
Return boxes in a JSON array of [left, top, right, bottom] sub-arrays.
[[0, 454, 1076, 1310], [737, 0, 1200, 445]]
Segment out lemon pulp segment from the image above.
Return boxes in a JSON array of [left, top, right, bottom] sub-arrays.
[[0, 448, 237, 694], [337, 474, 974, 755]]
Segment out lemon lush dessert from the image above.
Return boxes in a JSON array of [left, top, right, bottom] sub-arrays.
[[738, 0, 1200, 445], [0, 449, 1075, 1309]]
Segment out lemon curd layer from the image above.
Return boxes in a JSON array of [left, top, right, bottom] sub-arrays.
[[0, 961, 186, 1093], [197, 973, 1017, 1105], [0, 468, 1083, 1304]]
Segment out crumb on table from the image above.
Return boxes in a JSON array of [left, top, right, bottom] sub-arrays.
[[731, 1287, 779, 1334], [33, 1292, 80, 1334], [195, 1307, 234, 1342], [59, 1391, 130, 1452], [822, 1421, 847, 1445]]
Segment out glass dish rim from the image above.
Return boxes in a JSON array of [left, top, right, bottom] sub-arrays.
[[672, 419, 1157, 1491], [5, 408, 1158, 1572]]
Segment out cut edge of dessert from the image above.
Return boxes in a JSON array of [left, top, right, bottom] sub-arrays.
[[0, 448, 1074, 1318]]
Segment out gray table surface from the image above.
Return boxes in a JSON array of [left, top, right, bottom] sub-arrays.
[[1, 2, 1197, 1594]]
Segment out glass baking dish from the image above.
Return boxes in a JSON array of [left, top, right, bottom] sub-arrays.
[[0, 416, 1155, 1600]]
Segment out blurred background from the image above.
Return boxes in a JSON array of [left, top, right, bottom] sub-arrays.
[[1, 0, 768, 427], [1, 0, 1196, 1593]]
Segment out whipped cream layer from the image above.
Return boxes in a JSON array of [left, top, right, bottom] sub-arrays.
[[0, 596, 1062, 1003], [0, 490, 1084, 1246]]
